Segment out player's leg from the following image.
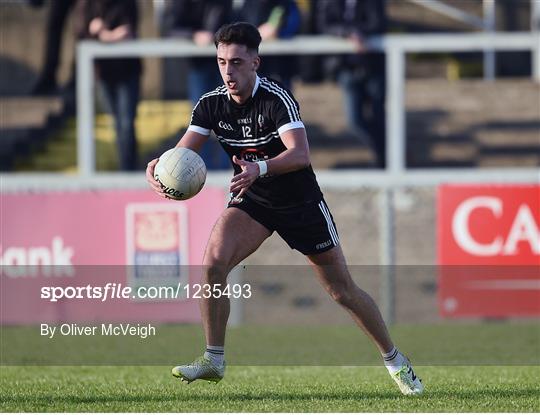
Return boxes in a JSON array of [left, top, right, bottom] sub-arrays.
[[272, 198, 392, 351], [172, 207, 271, 383], [201, 207, 272, 346], [282, 198, 423, 395], [306, 245, 394, 353], [306, 245, 423, 395]]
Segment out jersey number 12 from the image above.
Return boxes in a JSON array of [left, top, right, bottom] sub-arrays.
[[242, 126, 252, 138]]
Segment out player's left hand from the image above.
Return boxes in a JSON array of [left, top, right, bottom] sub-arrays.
[[230, 155, 259, 200]]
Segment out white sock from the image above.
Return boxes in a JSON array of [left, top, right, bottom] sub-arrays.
[[382, 346, 405, 374], [204, 345, 224, 367]]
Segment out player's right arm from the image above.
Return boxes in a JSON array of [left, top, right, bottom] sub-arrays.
[[146, 91, 213, 198], [145, 130, 209, 198]]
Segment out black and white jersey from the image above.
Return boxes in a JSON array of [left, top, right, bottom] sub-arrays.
[[188, 75, 323, 209]]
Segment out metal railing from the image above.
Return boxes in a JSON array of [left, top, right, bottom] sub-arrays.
[[75, 32, 540, 180], [406, 0, 497, 79]]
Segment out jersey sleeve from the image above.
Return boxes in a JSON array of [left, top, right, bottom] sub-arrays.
[[271, 88, 305, 135], [187, 97, 212, 136]]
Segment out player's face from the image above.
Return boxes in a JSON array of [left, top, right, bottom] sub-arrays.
[[217, 43, 260, 103]]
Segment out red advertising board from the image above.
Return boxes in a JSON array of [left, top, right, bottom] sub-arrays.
[[437, 184, 540, 317], [1, 188, 225, 324]]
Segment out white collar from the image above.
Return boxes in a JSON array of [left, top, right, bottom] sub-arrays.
[[227, 74, 260, 100], [252, 74, 260, 97]]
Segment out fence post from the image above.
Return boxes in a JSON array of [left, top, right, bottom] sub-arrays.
[[483, 0, 496, 80], [532, 0, 540, 82], [379, 188, 395, 325], [228, 265, 244, 327], [386, 44, 405, 175], [76, 44, 96, 176]]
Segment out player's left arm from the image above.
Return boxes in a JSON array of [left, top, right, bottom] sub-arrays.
[[229, 127, 310, 196]]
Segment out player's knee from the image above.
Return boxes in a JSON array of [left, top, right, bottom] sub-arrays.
[[203, 246, 231, 268], [327, 282, 354, 306], [329, 289, 349, 306]]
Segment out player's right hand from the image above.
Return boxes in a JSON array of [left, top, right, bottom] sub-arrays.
[[146, 158, 169, 199]]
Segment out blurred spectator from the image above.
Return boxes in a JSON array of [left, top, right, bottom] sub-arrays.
[[296, 0, 325, 84], [162, 0, 232, 170], [316, 0, 387, 168], [75, 0, 142, 171], [29, 0, 76, 96], [234, 0, 302, 89]]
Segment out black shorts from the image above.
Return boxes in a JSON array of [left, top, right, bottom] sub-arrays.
[[228, 196, 340, 255]]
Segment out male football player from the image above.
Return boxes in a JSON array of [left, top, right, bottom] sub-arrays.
[[146, 22, 423, 395]]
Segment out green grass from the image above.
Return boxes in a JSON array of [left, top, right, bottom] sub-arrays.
[[2, 323, 539, 365], [1, 365, 539, 412], [2, 324, 539, 411]]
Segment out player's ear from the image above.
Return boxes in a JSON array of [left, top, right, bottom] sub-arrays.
[[253, 55, 260, 71]]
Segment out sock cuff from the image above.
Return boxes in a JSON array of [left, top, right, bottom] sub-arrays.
[[206, 345, 225, 354], [382, 347, 398, 361]]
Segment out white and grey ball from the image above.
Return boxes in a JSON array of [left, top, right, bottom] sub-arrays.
[[154, 148, 207, 200]]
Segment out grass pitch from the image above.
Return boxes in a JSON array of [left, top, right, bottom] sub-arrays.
[[1, 365, 539, 412], [2, 323, 539, 411]]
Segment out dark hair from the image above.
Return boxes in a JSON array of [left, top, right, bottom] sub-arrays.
[[214, 22, 262, 53]]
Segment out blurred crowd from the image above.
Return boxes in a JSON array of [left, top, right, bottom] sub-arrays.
[[28, 0, 387, 170]]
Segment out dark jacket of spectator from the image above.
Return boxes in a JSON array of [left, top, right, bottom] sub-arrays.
[[315, 0, 386, 75], [75, 0, 142, 82], [165, 0, 232, 38], [315, 0, 387, 168], [163, 0, 232, 67], [235, 0, 301, 39]]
